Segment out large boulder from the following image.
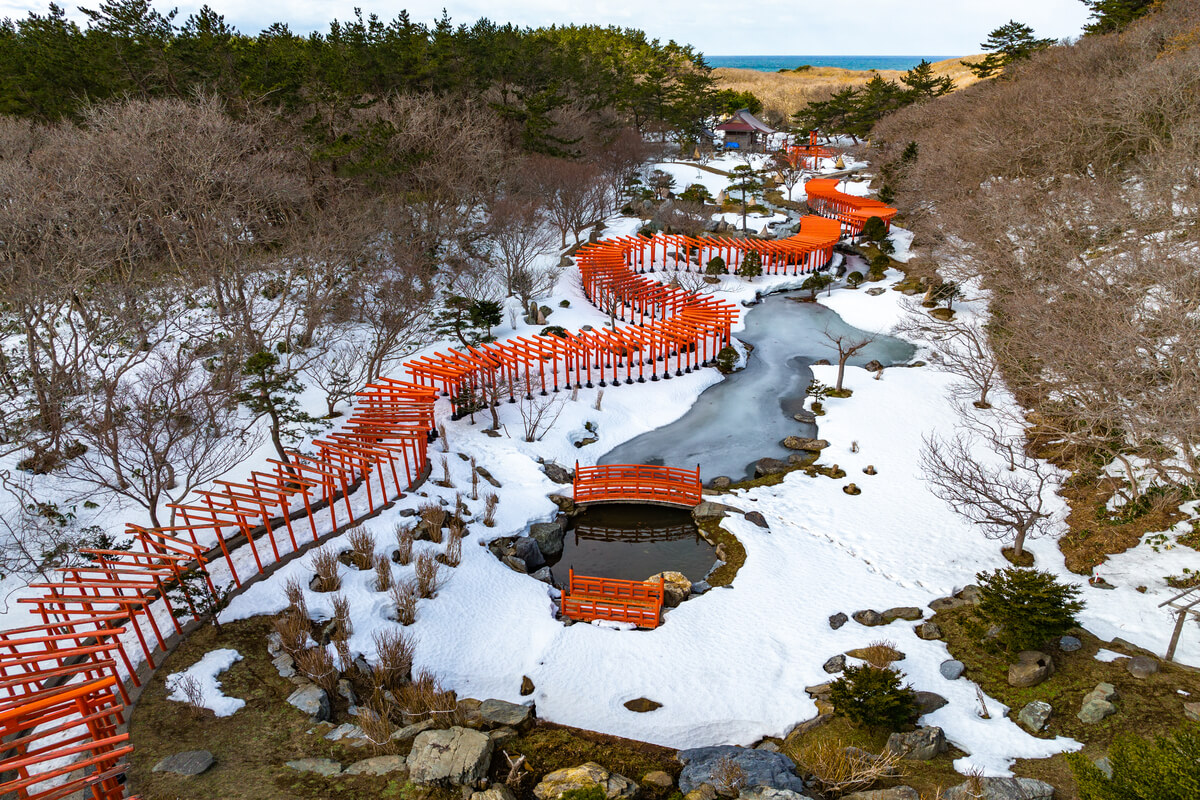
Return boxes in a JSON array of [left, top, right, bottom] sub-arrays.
[[542, 462, 574, 484], [754, 458, 789, 477], [479, 699, 533, 730], [1018, 701, 1053, 732], [533, 762, 639, 800], [407, 727, 494, 787], [914, 692, 948, 715], [693, 501, 735, 520], [677, 746, 807, 795], [942, 777, 1055, 800], [885, 727, 946, 761], [1008, 651, 1054, 688], [530, 521, 567, 560], [513, 537, 546, 571], [651, 571, 692, 607]]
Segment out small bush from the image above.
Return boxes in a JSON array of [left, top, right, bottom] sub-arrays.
[[309, 547, 341, 592], [394, 524, 414, 565], [857, 639, 902, 668], [346, 527, 376, 570], [391, 578, 417, 625], [739, 250, 763, 280], [371, 629, 414, 692], [395, 668, 461, 727], [715, 346, 738, 374], [975, 567, 1084, 652], [1068, 723, 1200, 800], [273, 610, 310, 656], [706, 256, 728, 275], [860, 216, 887, 243], [786, 736, 904, 797], [828, 665, 919, 731], [483, 493, 499, 527], [846, 271, 864, 288], [558, 300, 570, 308], [374, 554, 394, 592], [330, 593, 352, 639], [540, 325, 568, 338], [870, 252, 891, 273], [558, 788, 607, 800], [295, 645, 340, 693], [420, 502, 447, 543], [415, 552, 443, 598]]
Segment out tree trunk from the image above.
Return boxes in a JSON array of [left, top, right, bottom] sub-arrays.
[[836, 357, 848, 391]]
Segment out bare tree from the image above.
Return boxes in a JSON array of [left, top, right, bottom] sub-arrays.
[[896, 302, 1000, 408], [821, 329, 876, 392], [487, 196, 560, 307], [774, 150, 807, 201], [920, 421, 1062, 560], [518, 393, 567, 443], [69, 350, 262, 527], [0, 471, 100, 581], [528, 156, 609, 247]]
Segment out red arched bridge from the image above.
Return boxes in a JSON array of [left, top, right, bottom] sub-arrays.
[[572, 462, 703, 509]]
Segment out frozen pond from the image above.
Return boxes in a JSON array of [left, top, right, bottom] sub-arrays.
[[599, 292, 915, 482]]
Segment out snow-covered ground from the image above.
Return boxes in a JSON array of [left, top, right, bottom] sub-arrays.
[[165, 648, 245, 718]]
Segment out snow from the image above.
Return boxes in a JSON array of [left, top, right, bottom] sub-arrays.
[[165, 648, 245, 718], [1094, 649, 1124, 663], [888, 226, 916, 263]]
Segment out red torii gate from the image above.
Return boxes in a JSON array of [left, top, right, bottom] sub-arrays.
[[805, 178, 898, 235]]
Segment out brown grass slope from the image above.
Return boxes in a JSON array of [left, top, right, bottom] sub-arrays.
[[713, 54, 986, 123]]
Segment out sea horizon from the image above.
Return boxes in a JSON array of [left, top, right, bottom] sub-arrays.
[[706, 54, 961, 72]]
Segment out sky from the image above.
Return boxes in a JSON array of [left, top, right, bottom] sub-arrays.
[[1, 0, 1095, 55]]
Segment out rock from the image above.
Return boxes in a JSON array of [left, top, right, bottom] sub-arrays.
[[392, 719, 438, 742], [812, 359, 831, 366], [533, 762, 639, 800], [939, 660, 965, 680], [691, 581, 711, 595], [957, 585, 982, 604], [643, 771, 674, 789], [475, 787, 518, 800], [743, 511, 769, 529], [787, 714, 833, 739], [804, 682, 833, 699], [916, 622, 942, 640], [266, 631, 283, 657], [407, 727, 494, 787], [928, 596, 968, 612], [782, 436, 830, 452], [882, 606, 923, 622], [272, 653, 296, 679], [685, 785, 718, 800], [530, 521, 567, 559], [625, 697, 663, 713], [325, 723, 368, 744], [287, 684, 330, 722], [828, 612, 848, 630], [490, 727, 519, 748], [694, 501, 736, 520], [863, 465, 877, 475], [885, 727, 946, 761], [514, 537, 546, 571], [346, 755, 409, 776], [1185, 701, 1200, 722], [754, 458, 789, 477], [1059, 636, 1082, 652], [843, 788, 919, 800], [337, 678, 357, 710], [286, 758, 343, 776], [521, 676, 536, 696], [865, 288, 886, 296], [153, 750, 214, 776], [754, 741, 781, 753], [793, 411, 816, 423], [914, 692, 948, 715], [852, 609, 884, 627], [502, 555, 528, 573], [709, 477, 732, 490], [531, 567, 554, 584], [651, 571, 692, 607], [1093, 756, 1112, 778], [542, 462, 574, 484], [549, 494, 576, 514], [863, 360, 884, 372], [1078, 683, 1118, 724], [677, 746, 806, 795], [479, 698, 533, 730], [1008, 651, 1054, 688], [1018, 700, 1053, 732], [823, 654, 847, 674], [942, 777, 1055, 800], [738, 788, 810, 800], [1127, 655, 1158, 679]]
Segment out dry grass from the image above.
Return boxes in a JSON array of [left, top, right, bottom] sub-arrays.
[[471, 456, 479, 500], [394, 523, 414, 566], [356, 703, 396, 752], [272, 610, 310, 656], [483, 493, 499, 527], [784, 735, 904, 797], [414, 552, 442, 598], [440, 455, 453, 486], [443, 531, 463, 568], [395, 668, 462, 727], [371, 629, 414, 692], [857, 639, 903, 669], [294, 645, 339, 694], [391, 578, 417, 625], [174, 674, 207, 720], [374, 554, 394, 592], [709, 755, 748, 796], [309, 546, 340, 592], [330, 593, 352, 639], [345, 527, 376, 570], [712, 55, 987, 122], [283, 577, 308, 619], [420, 502, 446, 544], [437, 422, 448, 452]]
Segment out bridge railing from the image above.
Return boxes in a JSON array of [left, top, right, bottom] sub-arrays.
[[561, 569, 664, 629], [573, 462, 702, 508]]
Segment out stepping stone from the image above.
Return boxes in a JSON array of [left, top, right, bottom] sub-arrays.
[[345, 755, 408, 776], [939, 660, 964, 680], [1127, 655, 1158, 679], [153, 750, 214, 776], [287, 758, 342, 776]]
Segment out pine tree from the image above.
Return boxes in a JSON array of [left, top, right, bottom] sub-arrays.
[[729, 165, 763, 232], [901, 59, 954, 101], [829, 665, 919, 731], [237, 350, 321, 466], [1079, 0, 1156, 35], [739, 250, 763, 280], [976, 568, 1085, 651], [966, 21, 1056, 79]]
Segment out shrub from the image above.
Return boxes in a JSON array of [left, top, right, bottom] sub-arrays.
[[870, 252, 891, 273], [391, 578, 417, 625], [706, 256, 728, 275], [540, 325, 568, 338], [371, 629, 414, 692], [346, 527, 376, 570], [856, 639, 903, 668], [295, 645, 340, 693], [846, 271, 864, 288], [828, 665, 919, 731], [558, 788, 607, 800], [394, 524, 414, 565], [715, 346, 738, 374], [1068, 723, 1200, 800], [975, 567, 1084, 652], [786, 736, 904, 797], [415, 552, 443, 598], [396, 668, 461, 727], [374, 555, 393, 592], [860, 216, 888, 242], [309, 547, 341, 592]]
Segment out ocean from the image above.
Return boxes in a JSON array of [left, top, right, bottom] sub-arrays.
[[706, 55, 958, 72]]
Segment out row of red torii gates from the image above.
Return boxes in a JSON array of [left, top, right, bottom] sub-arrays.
[[0, 165, 897, 798]]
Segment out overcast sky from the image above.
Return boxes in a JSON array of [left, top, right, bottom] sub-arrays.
[[2, 0, 1094, 55]]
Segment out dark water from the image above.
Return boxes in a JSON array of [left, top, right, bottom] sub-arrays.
[[550, 505, 716, 584], [706, 55, 957, 72], [599, 293, 916, 483]]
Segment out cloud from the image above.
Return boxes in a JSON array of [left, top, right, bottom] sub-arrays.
[[1, 0, 1093, 55]]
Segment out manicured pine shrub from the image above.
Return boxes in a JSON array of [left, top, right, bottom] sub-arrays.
[[1068, 723, 1200, 800], [828, 665, 919, 731], [975, 567, 1084, 652]]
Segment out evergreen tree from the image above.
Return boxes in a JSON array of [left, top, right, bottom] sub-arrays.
[[965, 20, 1056, 79], [237, 350, 321, 466], [900, 59, 954, 101], [829, 665, 919, 731], [975, 567, 1085, 652], [728, 164, 763, 231], [1079, 0, 1156, 34], [434, 294, 502, 347], [739, 250, 762, 280], [1068, 723, 1200, 799]]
